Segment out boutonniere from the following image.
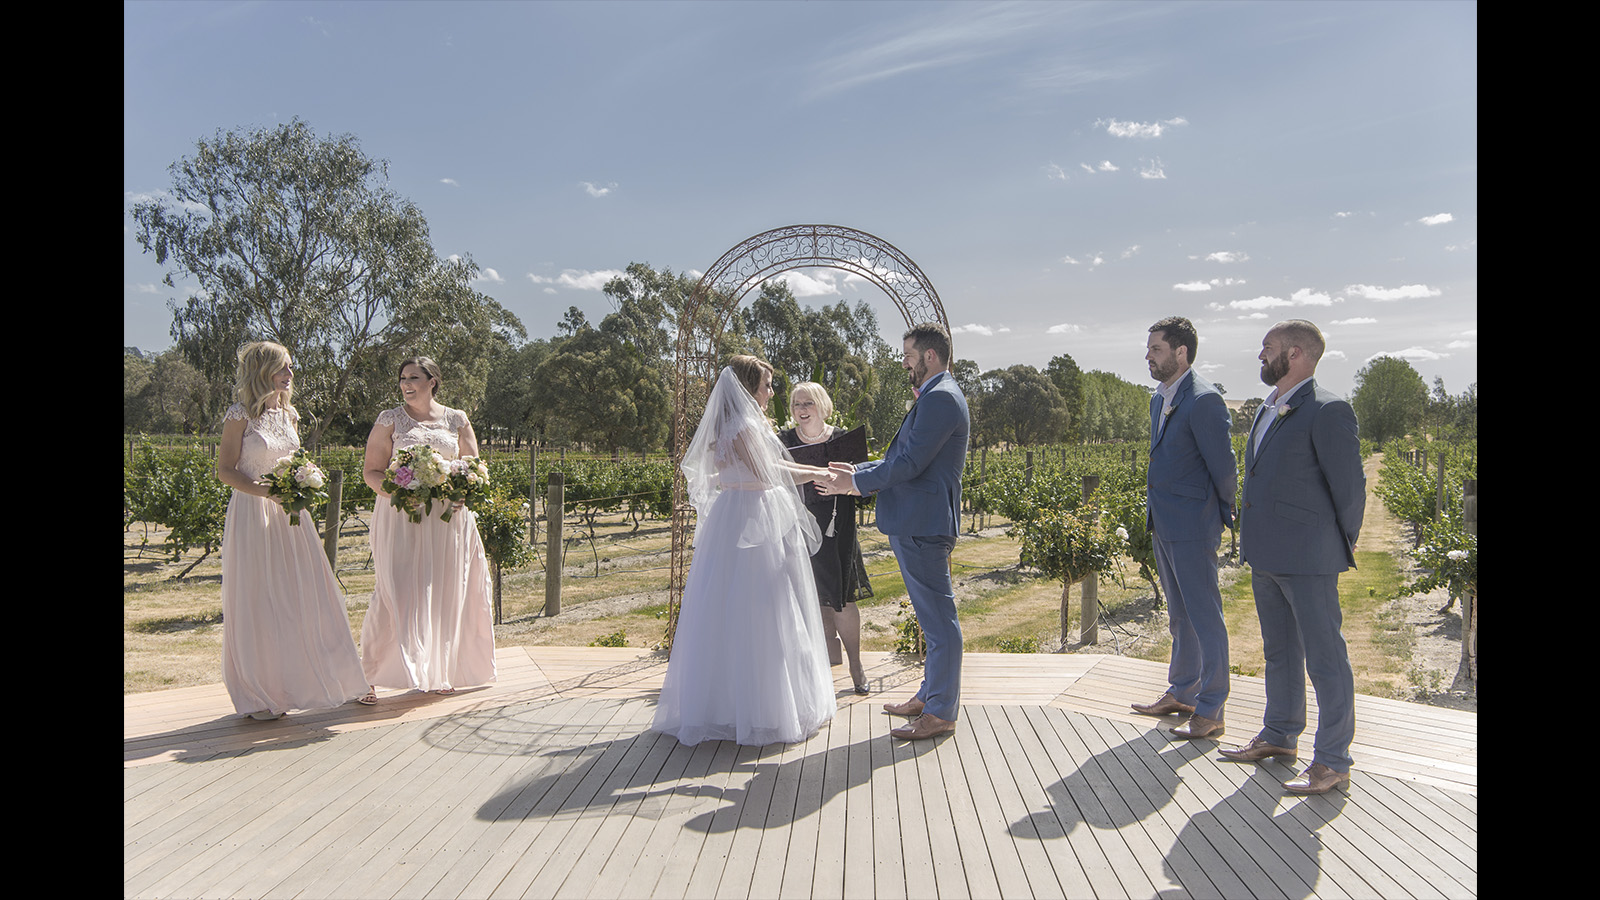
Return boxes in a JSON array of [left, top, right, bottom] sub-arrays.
[[905, 399, 915, 412], [1276, 403, 1294, 418], [1162, 406, 1175, 418]]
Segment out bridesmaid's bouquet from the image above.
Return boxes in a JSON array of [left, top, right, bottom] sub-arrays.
[[440, 456, 492, 522], [263, 449, 328, 526], [384, 445, 452, 523]]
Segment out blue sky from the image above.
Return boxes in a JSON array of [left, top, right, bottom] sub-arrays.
[[124, 0, 1476, 402]]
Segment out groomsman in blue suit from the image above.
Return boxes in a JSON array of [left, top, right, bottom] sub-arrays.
[[1219, 319, 1365, 795], [820, 322, 969, 740], [1132, 317, 1237, 742]]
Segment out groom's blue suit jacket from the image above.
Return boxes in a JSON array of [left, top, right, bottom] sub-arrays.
[[854, 370, 969, 537]]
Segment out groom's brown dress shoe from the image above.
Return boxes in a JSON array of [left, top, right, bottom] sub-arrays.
[[1284, 763, 1350, 795], [883, 697, 925, 717], [890, 712, 957, 740], [1217, 735, 1298, 762], [1169, 714, 1224, 740], [1131, 692, 1196, 717]]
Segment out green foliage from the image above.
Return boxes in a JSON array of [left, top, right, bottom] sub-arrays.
[[474, 487, 537, 572], [892, 598, 925, 655], [1012, 502, 1128, 587], [995, 635, 1042, 653], [1399, 512, 1476, 603], [589, 630, 629, 647], [125, 440, 233, 575], [1375, 436, 1477, 527], [1351, 356, 1429, 446]]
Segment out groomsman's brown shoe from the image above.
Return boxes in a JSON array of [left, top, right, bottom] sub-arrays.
[[1131, 692, 1195, 717], [1169, 714, 1224, 740], [1284, 763, 1350, 795], [890, 712, 956, 740], [883, 697, 925, 717], [1218, 735, 1298, 762]]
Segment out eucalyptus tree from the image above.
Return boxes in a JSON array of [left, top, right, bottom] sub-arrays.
[[131, 118, 520, 444], [1045, 353, 1086, 443], [1351, 356, 1428, 446]]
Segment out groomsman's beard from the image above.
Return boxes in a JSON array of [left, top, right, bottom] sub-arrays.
[[1259, 350, 1290, 388]]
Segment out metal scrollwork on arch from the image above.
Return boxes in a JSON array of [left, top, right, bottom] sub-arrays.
[[664, 224, 948, 648]]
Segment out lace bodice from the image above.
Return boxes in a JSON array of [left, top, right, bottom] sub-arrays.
[[377, 406, 469, 460], [224, 403, 302, 480]]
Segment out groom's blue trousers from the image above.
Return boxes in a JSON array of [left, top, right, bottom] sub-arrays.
[[890, 533, 961, 721]]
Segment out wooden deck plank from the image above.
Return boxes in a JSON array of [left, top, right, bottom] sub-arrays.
[[966, 705, 1076, 899], [125, 650, 1475, 900]]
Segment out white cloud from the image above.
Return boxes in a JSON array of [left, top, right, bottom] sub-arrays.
[[527, 269, 625, 290], [952, 323, 998, 336], [1119, 245, 1140, 259], [1333, 317, 1378, 325], [579, 181, 617, 198], [1047, 323, 1084, 334], [473, 267, 504, 284], [1344, 283, 1441, 302], [1418, 213, 1453, 226], [441, 178, 459, 187], [1231, 295, 1295, 310], [1334, 211, 1354, 218], [1139, 158, 1167, 179], [1079, 163, 1095, 174], [1098, 116, 1188, 138], [770, 270, 843, 297], [1097, 160, 1119, 172], [1369, 347, 1445, 363], [1445, 340, 1473, 349], [1203, 251, 1248, 263], [1211, 288, 1335, 312], [1044, 163, 1068, 181], [1173, 282, 1211, 292]]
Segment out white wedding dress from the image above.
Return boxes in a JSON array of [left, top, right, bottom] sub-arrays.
[[220, 403, 368, 717], [360, 406, 497, 692], [653, 370, 836, 746]]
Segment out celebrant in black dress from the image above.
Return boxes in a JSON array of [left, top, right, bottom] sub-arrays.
[[780, 381, 873, 695]]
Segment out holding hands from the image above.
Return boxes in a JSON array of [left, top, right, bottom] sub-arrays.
[[815, 461, 859, 497]]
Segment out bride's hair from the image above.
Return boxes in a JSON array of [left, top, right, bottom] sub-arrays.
[[235, 341, 297, 419], [726, 354, 773, 398]]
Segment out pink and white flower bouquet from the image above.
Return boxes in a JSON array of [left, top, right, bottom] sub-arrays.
[[263, 448, 328, 526], [383, 444, 452, 523]]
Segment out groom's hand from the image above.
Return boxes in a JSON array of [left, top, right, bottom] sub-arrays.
[[818, 463, 858, 496]]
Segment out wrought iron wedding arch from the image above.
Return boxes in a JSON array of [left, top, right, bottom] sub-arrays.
[[664, 224, 949, 645]]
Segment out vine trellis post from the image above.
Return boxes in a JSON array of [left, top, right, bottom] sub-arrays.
[[663, 225, 949, 648]]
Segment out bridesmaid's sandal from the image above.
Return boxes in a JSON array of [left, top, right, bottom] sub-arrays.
[[357, 689, 378, 706], [431, 687, 456, 695]]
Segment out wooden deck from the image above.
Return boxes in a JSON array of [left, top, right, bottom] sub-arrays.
[[125, 649, 1476, 899]]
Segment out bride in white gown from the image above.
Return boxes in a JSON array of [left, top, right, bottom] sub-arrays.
[[653, 356, 840, 746]]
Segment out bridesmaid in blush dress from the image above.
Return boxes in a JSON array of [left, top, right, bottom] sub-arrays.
[[215, 341, 367, 720], [358, 356, 497, 702]]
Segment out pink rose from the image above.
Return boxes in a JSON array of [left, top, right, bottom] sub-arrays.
[[394, 466, 415, 488]]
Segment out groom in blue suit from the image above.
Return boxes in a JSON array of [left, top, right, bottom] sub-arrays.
[[1132, 317, 1237, 742], [1219, 319, 1365, 795], [821, 322, 969, 740]]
